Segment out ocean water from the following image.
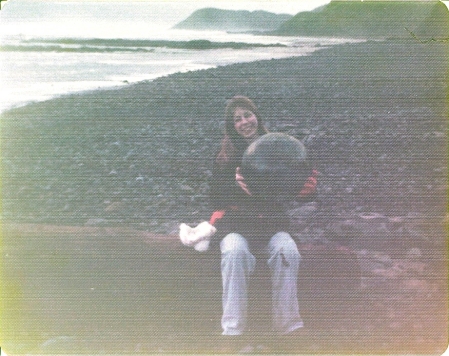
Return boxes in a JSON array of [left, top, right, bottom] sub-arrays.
[[0, 0, 357, 114]]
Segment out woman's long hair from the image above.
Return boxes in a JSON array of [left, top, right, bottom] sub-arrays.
[[216, 96, 268, 165]]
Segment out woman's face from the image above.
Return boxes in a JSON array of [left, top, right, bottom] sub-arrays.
[[233, 107, 259, 140]]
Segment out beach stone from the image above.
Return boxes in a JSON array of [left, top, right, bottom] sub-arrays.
[[358, 212, 387, 220], [39, 336, 80, 353], [402, 279, 429, 291], [406, 248, 422, 259], [104, 202, 125, 212], [394, 260, 426, 275], [373, 252, 393, 267], [325, 219, 362, 245], [180, 184, 194, 192], [287, 201, 318, 232], [85, 218, 108, 226], [370, 267, 401, 280]]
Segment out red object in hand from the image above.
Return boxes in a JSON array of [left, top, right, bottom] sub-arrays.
[[298, 170, 319, 197], [209, 210, 226, 225]]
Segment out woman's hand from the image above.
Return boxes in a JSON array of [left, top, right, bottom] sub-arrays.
[[235, 167, 252, 195]]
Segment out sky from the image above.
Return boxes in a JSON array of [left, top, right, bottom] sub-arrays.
[[0, 0, 332, 15], [172, 0, 332, 14], [1, 0, 447, 17]]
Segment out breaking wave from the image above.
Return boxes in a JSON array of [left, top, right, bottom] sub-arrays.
[[1, 38, 287, 52]]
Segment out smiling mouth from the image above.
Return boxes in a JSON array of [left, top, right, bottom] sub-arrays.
[[242, 126, 255, 134]]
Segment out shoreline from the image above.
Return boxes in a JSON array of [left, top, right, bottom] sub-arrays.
[[0, 36, 364, 116]]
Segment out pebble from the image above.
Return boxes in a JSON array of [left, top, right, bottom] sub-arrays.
[[406, 248, 422, 259], [40, 336, 77, 353], [85, 218, 108, 226], [402, 279, 428, 291], [105, 202, 125, 212]]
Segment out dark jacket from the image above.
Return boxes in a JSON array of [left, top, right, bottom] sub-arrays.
[[208, 151, 315, 251]]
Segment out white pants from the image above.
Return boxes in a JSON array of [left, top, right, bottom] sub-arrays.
[[220, 232, 304, 335]]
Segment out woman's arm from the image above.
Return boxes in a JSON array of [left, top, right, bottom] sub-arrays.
[[209, 161, 242, 210]]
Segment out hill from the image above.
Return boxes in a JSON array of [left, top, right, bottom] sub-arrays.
[[173, 7, 292, 31], [275, 1, 449, 38]]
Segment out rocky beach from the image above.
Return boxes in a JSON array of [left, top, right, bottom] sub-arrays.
[[2, 39, 447, 229], [1, 38, 448, 354]]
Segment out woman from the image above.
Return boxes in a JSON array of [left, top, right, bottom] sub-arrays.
[[208, 96, 317, 348]]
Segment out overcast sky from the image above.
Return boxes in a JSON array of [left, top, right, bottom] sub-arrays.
[[173, 0, 332, 14], [0, 0, 331, 15], [1, 0, 447, 16]]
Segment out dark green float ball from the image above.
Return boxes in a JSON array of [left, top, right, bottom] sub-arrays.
[[241, 133, 309, 200]]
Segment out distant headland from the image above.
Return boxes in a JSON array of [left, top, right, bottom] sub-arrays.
[[174, 1, 448, 39], [172, 8, 292, 32]]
